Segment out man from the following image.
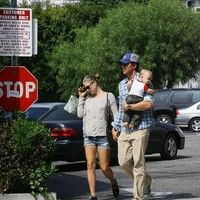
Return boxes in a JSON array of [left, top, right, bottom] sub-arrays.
[[112, 52, 155, 200]]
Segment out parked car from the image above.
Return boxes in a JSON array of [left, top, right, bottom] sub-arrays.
[[175, 101, 200, 132], [153, 88, 200, 124], [22, 102, 185, 161]]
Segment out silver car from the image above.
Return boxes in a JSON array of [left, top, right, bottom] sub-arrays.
[[175, 101, 200, 132]]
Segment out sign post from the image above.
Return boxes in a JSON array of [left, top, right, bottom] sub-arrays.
[[11, 0, 17, 66], [0, 66, 38, 112], [11, 0, 17, 8]]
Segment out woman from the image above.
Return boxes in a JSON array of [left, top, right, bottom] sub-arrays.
[[77, 74, 119, 200]]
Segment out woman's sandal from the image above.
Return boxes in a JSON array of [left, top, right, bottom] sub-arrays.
[[111, 179, 119, 197]]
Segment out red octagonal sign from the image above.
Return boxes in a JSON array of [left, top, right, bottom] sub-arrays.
[[0, 66, 38, 112]]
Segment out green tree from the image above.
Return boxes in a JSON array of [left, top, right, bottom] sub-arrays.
[[50, 0, 200, 100], [0, 0, 10, 7], [17, 3, 110, 102], [80, 0, 149, 5], [0, 58, 10, 70], [80, 0, 125, 6]]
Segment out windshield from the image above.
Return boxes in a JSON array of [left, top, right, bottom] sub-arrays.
[[26, 107, 49, 120]]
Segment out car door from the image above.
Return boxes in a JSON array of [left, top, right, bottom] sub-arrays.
[[146, 123, 165, 154], [191, 90, 200, 104], [170, 90, 192, 108]]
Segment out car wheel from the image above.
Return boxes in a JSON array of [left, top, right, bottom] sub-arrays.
[[156, 114, 172, 124], [189, 118, 200, 132], [160, 134, 177, 160]]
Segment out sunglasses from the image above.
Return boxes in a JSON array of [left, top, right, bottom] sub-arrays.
[[84, 81, 94, 90], [121, 63, 130, 67]]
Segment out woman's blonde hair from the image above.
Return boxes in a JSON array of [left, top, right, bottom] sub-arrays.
[[83, 73, 100, 84]]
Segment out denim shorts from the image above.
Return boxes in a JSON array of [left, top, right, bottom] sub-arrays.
[[84, 136, 110, 150]]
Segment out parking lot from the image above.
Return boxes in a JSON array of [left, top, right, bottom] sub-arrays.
[[46, 130, 200, 200]]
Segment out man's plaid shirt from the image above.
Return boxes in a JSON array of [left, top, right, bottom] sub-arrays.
[[112, 76, 155, 133]]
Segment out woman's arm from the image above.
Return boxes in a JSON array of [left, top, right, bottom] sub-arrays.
[[77, 97, 85, 118], [108, 93, 118, 121]]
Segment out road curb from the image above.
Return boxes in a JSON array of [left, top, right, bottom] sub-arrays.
[[0, 193, 57, 200]]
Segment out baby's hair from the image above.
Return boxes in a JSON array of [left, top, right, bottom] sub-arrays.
[[83, 73, 100, 84], [140, 69, 153, 80]]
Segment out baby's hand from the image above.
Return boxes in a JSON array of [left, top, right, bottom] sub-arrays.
[[123, 102, 131, 112]]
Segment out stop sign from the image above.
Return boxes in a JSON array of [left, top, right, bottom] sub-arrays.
[[0, 66, 38, 112]]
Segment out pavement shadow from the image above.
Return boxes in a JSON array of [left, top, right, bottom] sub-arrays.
[[100, 194, 133, 200], [148, 192, 199, 199], [46, 162, 120, 200], [55, 161, 87, 172], [54, 161, 119, 173], [46, 173, 87, 200], [169, 193, 200, 199], [46, 173, 124, 200], [145, 155, 191, 162]]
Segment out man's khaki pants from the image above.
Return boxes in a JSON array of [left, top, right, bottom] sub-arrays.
[[118, 128, 151, 200]]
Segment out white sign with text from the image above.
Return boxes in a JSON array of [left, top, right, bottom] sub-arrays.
[[0, 8, 32, 57]]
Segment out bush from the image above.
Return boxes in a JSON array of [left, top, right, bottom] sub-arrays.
[[0, 117, 56, 198]]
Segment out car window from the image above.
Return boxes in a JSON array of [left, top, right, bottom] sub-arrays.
[[171, 91, 189, 103], [26, 107, 50, 120], [42, 105, 79, 121], [192, 90, 200, 103], [154, 90, 170, 104]]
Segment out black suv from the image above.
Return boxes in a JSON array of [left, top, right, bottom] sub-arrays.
[[153, 88, 200, 124]]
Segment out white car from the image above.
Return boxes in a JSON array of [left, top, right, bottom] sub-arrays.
[[175, 101, 200, 132]]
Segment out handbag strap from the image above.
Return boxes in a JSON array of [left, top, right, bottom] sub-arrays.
[[106, 92, 113, 118], [106, 92, 109, 108], [105, 92, 109, 122], [106, 93, 110, 132], [106, 92, 111, 112]]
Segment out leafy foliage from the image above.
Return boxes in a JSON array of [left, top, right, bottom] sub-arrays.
[[50, 0, 200, 101], [12, 119, 55, 156], [17, 3, 110, 102], [80, 0, 149, 6], [0, 116, 56, 198], [0, 57, 10, 70], [1, 0, 200, 101], [0, 0, 10, 7], [0, 123, 20, 193]]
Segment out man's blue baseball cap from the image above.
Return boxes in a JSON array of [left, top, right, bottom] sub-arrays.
[[119, 52, 139, 65]]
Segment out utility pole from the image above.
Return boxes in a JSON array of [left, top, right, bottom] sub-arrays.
[[11, 0, 18, 66]]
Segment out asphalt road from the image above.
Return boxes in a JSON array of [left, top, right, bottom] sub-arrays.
[[46, 131, 200, 200]]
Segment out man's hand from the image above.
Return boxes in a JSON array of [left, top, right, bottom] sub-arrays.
[[123, 102, 131, 112], [112, 127, 120, 142]]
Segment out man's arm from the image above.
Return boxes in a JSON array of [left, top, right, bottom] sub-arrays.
[[112, 80, 126, 141], [124, 100, 153, 112]]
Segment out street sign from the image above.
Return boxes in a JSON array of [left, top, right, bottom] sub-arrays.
[[0, 66, 38, 112], [0, 8, 32, 57]]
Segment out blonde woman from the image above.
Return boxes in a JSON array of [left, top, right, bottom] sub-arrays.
[[77, 74, 119, 200]]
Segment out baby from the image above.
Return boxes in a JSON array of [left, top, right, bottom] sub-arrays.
[[123, 69, 155, 128]]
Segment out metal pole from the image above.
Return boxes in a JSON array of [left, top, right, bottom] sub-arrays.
[[11, 0, 18, 66], [11, 0, 17, 7]]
